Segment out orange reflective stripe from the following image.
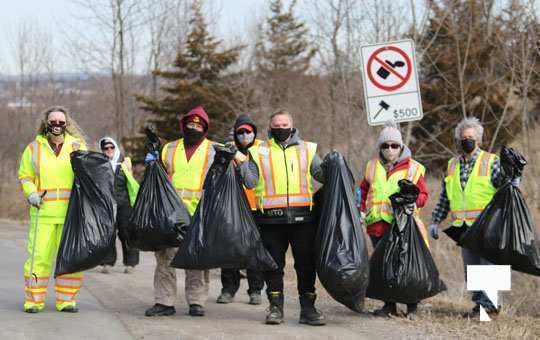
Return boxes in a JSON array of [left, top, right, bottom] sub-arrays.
[[477, 152, 492, 177]]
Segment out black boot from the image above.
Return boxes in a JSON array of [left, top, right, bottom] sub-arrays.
[[265, 291, 284, 325], [145, 303, 176, 317], [299, 293, 326, 326]]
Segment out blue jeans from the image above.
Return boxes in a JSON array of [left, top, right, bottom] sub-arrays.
[[461, 247, 501, 310]]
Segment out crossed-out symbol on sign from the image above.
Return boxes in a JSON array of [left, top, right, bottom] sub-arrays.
[[367, 46, 412, 92]]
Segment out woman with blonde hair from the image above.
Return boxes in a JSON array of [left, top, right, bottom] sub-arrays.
[[18, 106, 87, 313]]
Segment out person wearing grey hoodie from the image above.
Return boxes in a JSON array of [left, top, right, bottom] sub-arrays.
[[98, 137, 140, 274], [359, 121, 429, 320]]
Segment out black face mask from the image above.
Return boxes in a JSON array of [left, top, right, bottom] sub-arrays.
[[461, 138, 476, 154], [184, 127, 205, 145], [270, 128, 293, 143], [46, 123, 66, 136]]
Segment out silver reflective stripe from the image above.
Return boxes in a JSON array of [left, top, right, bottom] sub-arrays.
[[204, 142, 215, 178], [165, 140, 178, 174], [408, 160, 419, 182], [176, 189, 202, 200], [298, 141, 308, 193], [25, 292, 45, 301], [448, 158, 458, 176], [55, 292, 76, 301], [262, 194, 311, 207], [40, 190, 71, 200], [25, 276, 49, 286], [260, 142, 274, 196], [31, 141, 39, 176], [55, 277, 82, 287], [479, 152, 490, 177], [20, 178, 33, 184]]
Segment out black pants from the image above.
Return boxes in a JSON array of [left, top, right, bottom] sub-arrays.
[[369, 233, 418, 310], [221, 268, 264, 295], [259, 223, 317, 295], [101, 206, 139, 267]]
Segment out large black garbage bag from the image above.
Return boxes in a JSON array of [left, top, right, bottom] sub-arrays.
[[367, 180, 446, 303], [55, 151, 117, 276], [459, 147, 540, 276], [127, 129, 190, 251], [171, 144, 277, 270], [314, 152, 369, 313]]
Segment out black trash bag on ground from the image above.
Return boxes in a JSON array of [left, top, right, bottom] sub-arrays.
[[55, 151, 117, 276], [459, 147, 540, 276], [367, 179, 446, 303], [314, 151, 369, 313], [127, 129, 190, 251], [170, 144, 277, 270]]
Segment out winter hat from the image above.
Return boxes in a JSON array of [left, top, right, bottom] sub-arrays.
[[377, 121, 403, 147]]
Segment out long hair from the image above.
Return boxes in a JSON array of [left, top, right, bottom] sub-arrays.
[[37, 106, 87, 143]]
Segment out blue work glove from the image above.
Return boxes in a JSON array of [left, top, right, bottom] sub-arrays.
[[28, 192, 43, 208], [512, 177, 521, 187], [429, 223, 439, 240], [145, 151, 159, 165]]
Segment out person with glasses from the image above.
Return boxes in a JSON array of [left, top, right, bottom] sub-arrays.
[[359, 121, 428, 319], [428, 117, 512, 318], [18, 106, 87, 313], [216, 113, 265, 306], [98, 137, 140, 274]]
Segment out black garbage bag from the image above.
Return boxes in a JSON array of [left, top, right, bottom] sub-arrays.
[[459, 147, 540, 276], [127, 129, 190, 251], [171, 144, 277, 270], [367, 179, 446, 303], [314, 152, 369, 312], [55, 151, 117, 276]]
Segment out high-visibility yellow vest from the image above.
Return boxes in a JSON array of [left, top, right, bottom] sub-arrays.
[[244, 139, 262, 211], [252, 138, 317, 211], [445, 150, 497, 227], [364, 158, 425, 226], [119, 157, 140, 207], [161, 138, 216, 216], [18, 133, 87, 223]]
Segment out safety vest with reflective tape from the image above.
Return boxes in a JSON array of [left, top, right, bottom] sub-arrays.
[[18, 133, 87, 223], [445, 150, 497, 227], [364, 158, 425, 226], [244, 139, 263, 211], [161, 138, 216, 216], [252, 138, 317, 211]]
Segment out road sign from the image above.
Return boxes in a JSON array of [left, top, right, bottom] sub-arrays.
[[360, 39, 423, 126]]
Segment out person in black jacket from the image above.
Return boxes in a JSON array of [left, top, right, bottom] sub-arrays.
[[99, 137, 140, 274], [216, 114, 265, 305]]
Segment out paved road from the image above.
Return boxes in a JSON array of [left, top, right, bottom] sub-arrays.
[[0, 220, 425, 340]]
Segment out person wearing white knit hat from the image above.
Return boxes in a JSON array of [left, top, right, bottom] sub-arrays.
[[359, 121, 429, 320]]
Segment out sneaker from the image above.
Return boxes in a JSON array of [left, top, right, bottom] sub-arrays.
[[124, 266, 135, 274], [145, 303, 176, 317], [216, 292, 234, 304], [24, 307, 40, 314], [248, 292, 262, 305], [60, 306, 79, 313], [189, 304, 205, 316], [101, 265, 111, 274]]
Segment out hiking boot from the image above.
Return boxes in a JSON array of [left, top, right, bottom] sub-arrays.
[[248, 292, 262, 305], [124, 266, 135, 274], [406, 303, 418, 320], [299, 293, 326, 326], [373, 302, 398, 317], [216, 292, 234, 304], [189, 304, 205, 316], [145, 303, 176, 317], [265, 291, 284, 325], [24, 307, 40, 314], [60, 306, 79, 313]]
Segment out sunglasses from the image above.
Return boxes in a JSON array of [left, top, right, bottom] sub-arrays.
[[48, 120, 66, 127], [102, 146, 115, 151], [381, 143, 401, 150], [236, 129, 252, 135]]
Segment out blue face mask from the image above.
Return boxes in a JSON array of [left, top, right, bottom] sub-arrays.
[[237, 131, 255, 146]]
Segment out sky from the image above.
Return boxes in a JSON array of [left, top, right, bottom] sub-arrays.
[[0, 0, 270, 74]]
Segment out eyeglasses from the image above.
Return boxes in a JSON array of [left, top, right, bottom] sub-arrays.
[[102, 146, 115, 151], [48, 120, 66, 127], [381, 143, 401, 150]]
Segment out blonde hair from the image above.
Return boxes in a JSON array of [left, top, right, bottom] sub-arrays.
[[37, 106, 87, 143]]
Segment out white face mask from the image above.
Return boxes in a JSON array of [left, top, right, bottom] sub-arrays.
[[237, 131, 255, 147], [381, 147, 401, 163]]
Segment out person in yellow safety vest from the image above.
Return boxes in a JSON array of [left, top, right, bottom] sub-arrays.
[[429, 116, 518, 318], [98, 137, 140, 275], [359, 121, 429, 320], [143, 106, 217, 318], [252, 110, 326, 326], [216, 113, 265, 306], [18, 106, 87, 313]]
